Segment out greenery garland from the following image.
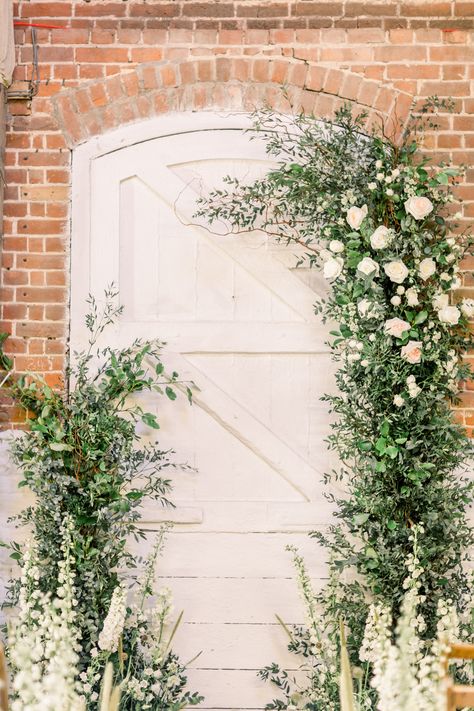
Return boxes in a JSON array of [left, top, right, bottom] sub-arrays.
[[196, 99, 474, 695]]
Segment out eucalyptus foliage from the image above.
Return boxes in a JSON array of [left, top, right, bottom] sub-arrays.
[[196, 99, 474, 703], [6, 290, 201, 709]]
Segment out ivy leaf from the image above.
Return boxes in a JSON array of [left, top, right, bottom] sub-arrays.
[[166, 386, 177, 401], [358, 440, 373, 451]]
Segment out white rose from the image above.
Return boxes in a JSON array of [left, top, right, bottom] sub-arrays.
[[418, 257, 436, 281], [406, 288, 419, 306], [438, 305, 460, 326], [357, 299, 372, 317], [401, 340, 422, 364], [384, 260, 409, 284], [375, 159, 383, 169], [433, 293, 449, 310], [323, 257, 344, 280], [370, 225, 391, 250], [346, 204, 368, 230], [384, 318, 411, 338], [320, 249, 332, 262], [391, 295, 401, 306], [357, 256, 380, 278], [461, 299, 474, 318], [329, 239, 345, 253], [408, 383, 421, 399], [393, 394, 405, 407], [368, 182, 377, 190], [404, 196, 434, 220]]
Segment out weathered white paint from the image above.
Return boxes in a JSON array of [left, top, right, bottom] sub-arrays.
[[68, 113, 339, 709]]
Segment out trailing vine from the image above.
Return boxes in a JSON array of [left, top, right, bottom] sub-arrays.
[[196, 99, 474, 703]]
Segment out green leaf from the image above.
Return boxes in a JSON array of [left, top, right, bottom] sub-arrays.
[[165, 386, 177, 401], [142, 412, 160, 429], [385, 446, 399, 459], [49, 442, 73, 452], [380, 420, 390, 437], [414, 310, 428, 325], [375, 436, 387, 454], [354, 513, 370, 525], [155, 362, 164, 376], [358, 440, 373, 452], [387, 520, 398, 530], [436, 172, 449, 185]]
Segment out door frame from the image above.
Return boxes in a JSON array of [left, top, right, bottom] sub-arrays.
[[71, 112, 258, 347]]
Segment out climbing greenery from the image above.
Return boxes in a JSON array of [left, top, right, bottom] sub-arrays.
[[196, 99, 474, 702], [6, 289, 201, 709]]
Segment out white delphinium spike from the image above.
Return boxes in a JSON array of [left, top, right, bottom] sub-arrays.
[[9, 516, 84, 711], [287, 546, 339, 709], [98, 583, 127, 653], [137, 525, 171, 608]]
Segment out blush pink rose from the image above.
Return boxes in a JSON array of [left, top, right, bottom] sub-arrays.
[[384, 318, 411, 338], [401, 340, 423, 364]]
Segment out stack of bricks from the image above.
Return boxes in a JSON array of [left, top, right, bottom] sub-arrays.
[[2, 0, 474, 429]]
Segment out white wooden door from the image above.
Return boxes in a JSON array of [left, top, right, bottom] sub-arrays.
[[71, 114, 338, 710]]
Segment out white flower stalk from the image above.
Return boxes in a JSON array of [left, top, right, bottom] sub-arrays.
[[98, 584, 127, 653], [8, 517, 84, 711]]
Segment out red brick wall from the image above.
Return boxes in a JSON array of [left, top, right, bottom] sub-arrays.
[[2, 0, 474, 427]]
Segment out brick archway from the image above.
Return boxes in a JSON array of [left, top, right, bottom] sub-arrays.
[[53, 57, 414, 148]]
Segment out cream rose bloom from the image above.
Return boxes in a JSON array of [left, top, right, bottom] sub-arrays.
[[329, 239, 345, 253], [405, 288, 419, 306], [346, 204, 368, 230], [401, 340, 423, 364], [438, 305, 460, 325], [461, 298, 474, 318], [323, 257, 344, 280], [393, 394, 405, 407], [384, 260, 409, 284], [357, 299, 372, 317], [357, 256, 380, 277], [384, 318, 411, 338], [404, 196, 434, 220], [370, 225, 391, 250], [418, 257, 436, 281], [433, 293, 449, 311]]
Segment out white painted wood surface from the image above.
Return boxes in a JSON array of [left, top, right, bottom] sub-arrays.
[[63, 114, 338, 709]]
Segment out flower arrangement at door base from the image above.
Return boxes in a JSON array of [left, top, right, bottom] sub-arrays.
[[197, 97, 474, 706], [4, 290, 202, 710]]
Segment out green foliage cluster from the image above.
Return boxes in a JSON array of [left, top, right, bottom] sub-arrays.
[[6, 289, 200, 710], [196, 98, 474, 701]]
